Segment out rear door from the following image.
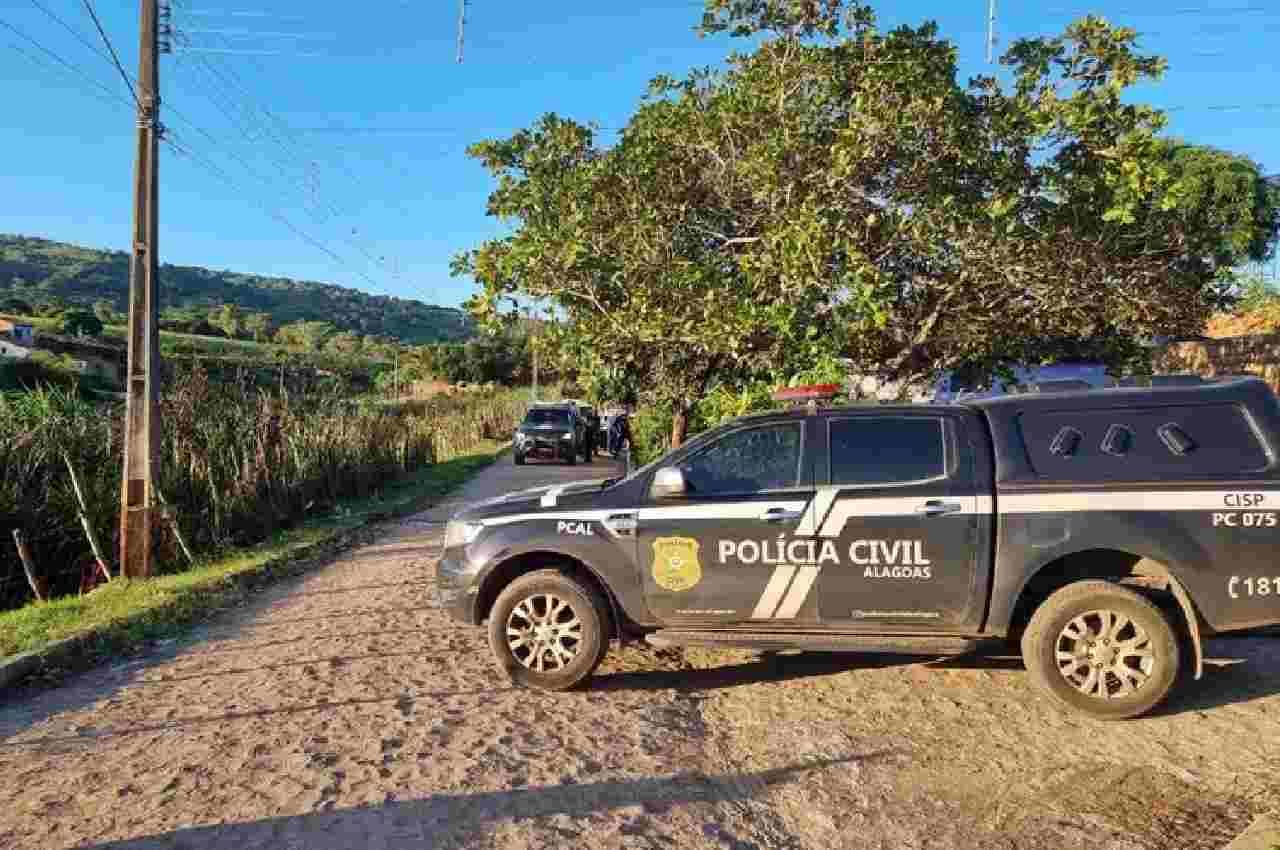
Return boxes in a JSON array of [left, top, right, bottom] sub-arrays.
[[807, 412, 987, 629], [636, 420, 817, 625]]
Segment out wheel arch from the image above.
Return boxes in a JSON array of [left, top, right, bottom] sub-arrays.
[[475, 550, 626, 642], [1006, 547, 1205, 680]]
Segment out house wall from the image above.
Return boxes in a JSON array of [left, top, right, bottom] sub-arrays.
[[0, 340, 31, 360], [1152, 334, 1280, 392]]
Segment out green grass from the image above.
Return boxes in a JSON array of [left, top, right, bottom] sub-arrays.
[[0, 443, 502, 662]]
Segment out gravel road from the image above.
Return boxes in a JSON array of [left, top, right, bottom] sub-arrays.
[[0, 454, 1277, 850]]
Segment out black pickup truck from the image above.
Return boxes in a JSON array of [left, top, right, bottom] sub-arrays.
[[438, 378, 1280, 719]]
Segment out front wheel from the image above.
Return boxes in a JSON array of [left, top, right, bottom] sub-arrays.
[[487, 569, 610, 690], [513, 451, 525, 465], [564, 449, 576, 466], [1021, 580, 1181, 720]]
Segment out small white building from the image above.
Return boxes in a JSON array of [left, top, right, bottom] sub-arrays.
[[0, 320, 34, 360], [0, 338, 31, 360]]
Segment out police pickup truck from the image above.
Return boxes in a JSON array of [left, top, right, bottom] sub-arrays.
[[438, 378, 1280, 719]]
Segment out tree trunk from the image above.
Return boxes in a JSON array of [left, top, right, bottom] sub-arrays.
[[670, 404, 689, 450]]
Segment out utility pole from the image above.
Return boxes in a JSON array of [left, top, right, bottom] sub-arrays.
[[986, 0, 997, 63], [119, 0, 163, 579]]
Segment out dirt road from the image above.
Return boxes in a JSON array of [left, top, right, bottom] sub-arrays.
[[1, 455, 1277, 850]]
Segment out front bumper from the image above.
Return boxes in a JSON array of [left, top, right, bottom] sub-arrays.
[[436, 550, 482, 625]]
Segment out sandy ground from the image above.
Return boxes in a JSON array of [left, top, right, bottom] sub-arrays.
[[0, 454, 1277, 850]]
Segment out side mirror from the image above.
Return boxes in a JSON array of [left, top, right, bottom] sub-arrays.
[[650, 466, 687, 500]]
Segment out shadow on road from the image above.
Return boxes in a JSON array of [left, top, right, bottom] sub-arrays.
[[1151, 635, 1280, 718], [593, 650, 915, 693], [593, 638, 1280, 719], [1, 687, 509, 752], [83, 754, 888, 849]]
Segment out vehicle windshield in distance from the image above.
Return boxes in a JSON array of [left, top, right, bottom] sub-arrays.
[[524, 408, 571, 426]]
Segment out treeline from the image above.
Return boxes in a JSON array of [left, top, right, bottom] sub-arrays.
[[0, 233, 475, 344]]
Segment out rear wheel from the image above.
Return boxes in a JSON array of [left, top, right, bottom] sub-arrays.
[[1021, 580, 1180, 720], [487, 569, 610, 690]]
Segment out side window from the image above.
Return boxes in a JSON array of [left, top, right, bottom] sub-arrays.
[[682, 424, 803, 495], [829, 417, 946, 485], [1020, 404, 1269, 480]]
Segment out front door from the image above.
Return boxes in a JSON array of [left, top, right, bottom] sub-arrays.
[[810, 414, 983, 629], [637, 421, 817, 625]]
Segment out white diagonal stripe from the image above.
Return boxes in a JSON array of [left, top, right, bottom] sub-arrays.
[[751, 566, 798, 619], [794, 487, 839, 535], [773, 566, 820, 619], [540, 485, 568, 507]]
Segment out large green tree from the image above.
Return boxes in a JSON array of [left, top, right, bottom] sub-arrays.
[[457, 0, 1279, 445]]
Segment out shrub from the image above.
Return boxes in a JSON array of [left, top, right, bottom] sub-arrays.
[[0, 366, 526, 610]]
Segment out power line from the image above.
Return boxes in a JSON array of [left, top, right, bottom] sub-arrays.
[[79, 0, 140, 107], [165, 5, 418, 286], [2, 37, 133, 110], [173, 46, 322, 56], [178, 27, 334, 39], [163, 133, 388, 291], [28, 0, 113, 66], [163, 13, 411, 288], [0, 15, 133, 108]]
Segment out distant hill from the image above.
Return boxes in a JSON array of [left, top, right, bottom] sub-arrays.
[[0, 234, 475, 344]]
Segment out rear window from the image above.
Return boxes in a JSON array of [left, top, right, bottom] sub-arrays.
[[1019, 403, 1269, 481], [828, 417, 946, 485]]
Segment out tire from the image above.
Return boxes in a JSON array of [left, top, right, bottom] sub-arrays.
[[1021, 580, 1181, 720], [513, 452, 525, 466], [487, 569, 611, 691], [564, 449, 576, 466]]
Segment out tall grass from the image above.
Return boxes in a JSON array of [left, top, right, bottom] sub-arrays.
[[0, 364, 525, 610]]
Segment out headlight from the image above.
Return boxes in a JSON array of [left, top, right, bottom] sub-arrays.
[[444, 520, 485, 550], [561, 432, 573, 441]]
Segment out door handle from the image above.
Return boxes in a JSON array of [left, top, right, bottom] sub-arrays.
[[761, 508, 804, 523], [603, 513, 637, 537], [915, 500, 962, 517]]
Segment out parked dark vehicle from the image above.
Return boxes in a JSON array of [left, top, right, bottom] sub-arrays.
[[512, 404, 584, 465], [443, 379, 1280, 719]]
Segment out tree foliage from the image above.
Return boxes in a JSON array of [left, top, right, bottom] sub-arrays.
[[0, 233, 475, 344], [456, 0, 1279, 444], [60, 310, 103, 337]]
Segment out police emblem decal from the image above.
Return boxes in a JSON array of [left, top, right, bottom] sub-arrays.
[[652, 536, 702, 592]]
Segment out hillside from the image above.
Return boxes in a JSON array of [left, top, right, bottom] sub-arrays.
[[0, 234, 475, 344]]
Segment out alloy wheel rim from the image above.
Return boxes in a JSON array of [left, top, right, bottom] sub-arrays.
[[1055, 608, 1157, 699], [506, 592, 583, 672]]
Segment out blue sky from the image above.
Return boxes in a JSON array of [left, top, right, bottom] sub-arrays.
[[1, 0, 1277, 309]]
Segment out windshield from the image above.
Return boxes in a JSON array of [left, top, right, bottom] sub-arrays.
[[524, 408, 571, 426], [615, 419, 735, 484]]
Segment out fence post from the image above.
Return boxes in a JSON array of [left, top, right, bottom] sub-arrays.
[[64, 454, 112, 582], [155, 488, 196, 566], [12, 529, 47, 603]]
